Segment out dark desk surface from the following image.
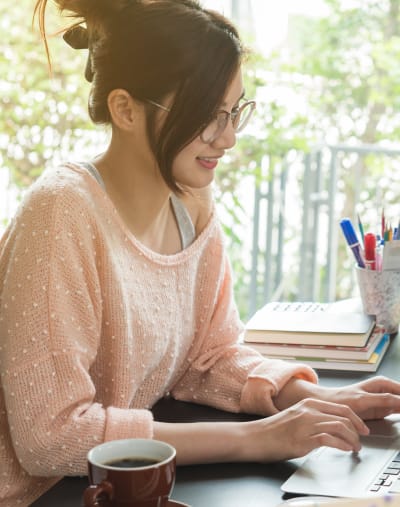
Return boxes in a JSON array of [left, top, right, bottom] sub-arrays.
[[32, 336, 400, 507]]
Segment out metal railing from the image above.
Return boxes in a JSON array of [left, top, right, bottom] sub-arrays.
[[248, 143, 400, 318]]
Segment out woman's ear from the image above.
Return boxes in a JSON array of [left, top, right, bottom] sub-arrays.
[[107, 89, 143, 131]]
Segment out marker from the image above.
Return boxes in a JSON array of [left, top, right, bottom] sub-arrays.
[[339, 218, 366, 268], [364, 232, 376, 270]]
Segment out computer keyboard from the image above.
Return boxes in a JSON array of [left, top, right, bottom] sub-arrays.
[[369, 451, 400, 493]]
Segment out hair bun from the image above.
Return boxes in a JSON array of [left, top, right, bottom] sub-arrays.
[[57, 0, 133, 22], [59, 0, 134, 82], [63, 26, 89, 49]]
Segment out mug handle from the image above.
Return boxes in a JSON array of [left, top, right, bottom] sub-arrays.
[[83, 480, 114, 506]]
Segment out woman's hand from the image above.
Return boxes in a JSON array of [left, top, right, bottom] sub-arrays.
[[241, 397, 370, 462], [154, 396, 369, 465], [273, 376, 400, 421], [155, 377, 400, 465], [317, 376, 400, 420]]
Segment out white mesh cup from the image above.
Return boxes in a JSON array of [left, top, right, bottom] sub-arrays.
[[355, 266, 400, 334]]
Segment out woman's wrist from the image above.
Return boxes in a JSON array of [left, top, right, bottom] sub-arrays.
[[272, 378, 326, 411], [240, 377, 279, 416]]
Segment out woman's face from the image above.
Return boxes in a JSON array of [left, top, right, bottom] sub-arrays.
[[172, 66, 244, 189]]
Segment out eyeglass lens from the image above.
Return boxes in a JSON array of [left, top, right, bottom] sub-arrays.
[[201, 101, 255, 143]]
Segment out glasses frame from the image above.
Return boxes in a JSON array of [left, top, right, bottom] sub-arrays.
[[146, 99, 170, 113], [145, 98, 256, 144], [201, 100, 256, 143]]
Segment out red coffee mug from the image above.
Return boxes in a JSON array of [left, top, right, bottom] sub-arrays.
[[83, 438, 176, 507]]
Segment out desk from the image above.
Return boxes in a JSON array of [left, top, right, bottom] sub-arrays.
[[32, 336, 400, 507]]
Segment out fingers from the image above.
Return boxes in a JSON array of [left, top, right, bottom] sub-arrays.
[[337, 377, 400, 420], [301, 398, 370, 435], [366, 391, 400, 409], [309, 431, 360, 453], [250, 398, 369, 462], [357, 392, 400, 420], [302, 399, 365, 452], [357, 376, 400, 395], [311, 420, 362, 452], [280, 399, 367, 457], [263, 378, 400, 461]]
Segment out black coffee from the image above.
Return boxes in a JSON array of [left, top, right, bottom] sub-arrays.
[[104, 457, 160, 468]]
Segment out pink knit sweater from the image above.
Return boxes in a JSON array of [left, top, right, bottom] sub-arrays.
[[0, 164, 317, 506]]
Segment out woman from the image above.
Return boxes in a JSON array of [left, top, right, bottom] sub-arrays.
[[1, 1, 400, 505]]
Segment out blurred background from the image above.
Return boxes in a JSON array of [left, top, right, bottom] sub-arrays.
[[2, 0, 400, 319]]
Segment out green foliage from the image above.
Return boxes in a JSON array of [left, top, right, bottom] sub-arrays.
[[0, 0, 101, 187], [214, 0, 400, 316], [292, 0, 400, 145], [289, 0, 400, 298], [3, 1, 400, 318]]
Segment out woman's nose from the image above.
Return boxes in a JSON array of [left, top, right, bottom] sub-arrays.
[[211, 120, 237, 150]]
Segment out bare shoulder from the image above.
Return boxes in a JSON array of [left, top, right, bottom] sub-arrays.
[[181, 185, 214, 235]]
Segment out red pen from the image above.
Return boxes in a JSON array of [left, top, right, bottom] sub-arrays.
[[364, 232, 376, 270]]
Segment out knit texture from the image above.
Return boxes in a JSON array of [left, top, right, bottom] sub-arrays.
[[0, 164, 317, 506]]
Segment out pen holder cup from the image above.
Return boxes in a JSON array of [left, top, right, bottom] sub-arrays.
[[355, 266, 400, 335]]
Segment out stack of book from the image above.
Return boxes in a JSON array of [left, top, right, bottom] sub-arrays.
[[244, 301, 390, 372]]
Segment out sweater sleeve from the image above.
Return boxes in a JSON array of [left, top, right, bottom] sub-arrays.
[[171, 244, 317, 415], [0, 179, 152, 478]]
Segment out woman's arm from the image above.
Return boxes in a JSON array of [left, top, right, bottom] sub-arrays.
[[153, 396, 369, 465], [0, 179, 154, 477], [171, 242, 317, 415], [158, 375, 400, 465]]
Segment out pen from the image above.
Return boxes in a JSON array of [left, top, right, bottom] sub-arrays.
[[384, 228, 389, 243], [375, 235, 383, 271], [364, 232, 376, 270], [357, 213, 365, 247], [339, 218, 366, 268]]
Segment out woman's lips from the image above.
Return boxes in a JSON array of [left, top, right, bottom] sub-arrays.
[[197, 157, 218, 170]]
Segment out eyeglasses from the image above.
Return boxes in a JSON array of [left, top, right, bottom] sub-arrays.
[[145, 99, 256, 144]]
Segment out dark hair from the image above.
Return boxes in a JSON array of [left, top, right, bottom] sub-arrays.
[[34, 0, 245, 192]]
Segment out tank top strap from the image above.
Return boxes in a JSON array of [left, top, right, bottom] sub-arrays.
[[170, 193, 196, 249]]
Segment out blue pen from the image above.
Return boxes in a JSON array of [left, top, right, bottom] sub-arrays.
[[339, 218, 366, 268]]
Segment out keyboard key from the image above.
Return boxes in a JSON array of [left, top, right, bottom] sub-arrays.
[[393, 452, 400, 463], [369, 486, 381, 492], [385, 468, 400, 476], [389, 480, 400, 494]]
